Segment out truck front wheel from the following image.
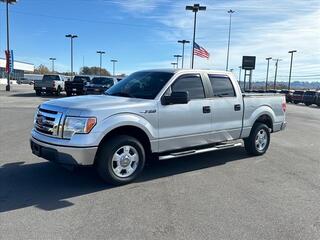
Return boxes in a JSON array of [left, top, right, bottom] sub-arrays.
[[96, 135, 146, 185], [244, 123, 270, 156]]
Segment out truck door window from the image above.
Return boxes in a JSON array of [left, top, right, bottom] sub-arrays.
[[171, 75, 205, 100], [209, 75, 236, 97]]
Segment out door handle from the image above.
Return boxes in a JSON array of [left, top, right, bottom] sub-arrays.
[[203, 106, 211, 113], [234, 104, 241, 111]]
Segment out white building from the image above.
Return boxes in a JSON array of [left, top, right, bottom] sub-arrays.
[[0, 58, 34, 82]]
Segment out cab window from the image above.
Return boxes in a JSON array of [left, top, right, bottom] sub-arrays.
[[209, 75, 236, 97]]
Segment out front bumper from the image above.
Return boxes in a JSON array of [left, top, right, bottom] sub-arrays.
[[30, 137, 98, 166]]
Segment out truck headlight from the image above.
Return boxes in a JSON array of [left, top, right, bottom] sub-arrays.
[[63, 117, 96, 139]]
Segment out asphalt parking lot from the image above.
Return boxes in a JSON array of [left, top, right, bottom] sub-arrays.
[[1, 85, 320, 240]]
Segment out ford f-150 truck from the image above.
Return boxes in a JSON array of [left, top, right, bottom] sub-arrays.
[[30, 69, 286, 185], [34, 74, 65, 96]]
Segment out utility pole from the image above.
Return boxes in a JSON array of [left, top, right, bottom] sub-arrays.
[[110, 59, 118, 76], [49, 57, 56, 73], [265, 57, 272, 91], [238, 66, 242, 84], [288, 50, 297, 91], [173, 54, 182, 68], [273, 58, 282, 90], [226, 9, 235, 71], [186, 3, 206, 69], [65, 34, 78, 79], [96, 51, 106, 77], [1, 0, 17, 91], [171, 62, 177, 69], [177, 40, 190, 68]]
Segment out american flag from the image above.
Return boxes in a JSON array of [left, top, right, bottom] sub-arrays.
[[193, 42, 210, 59]]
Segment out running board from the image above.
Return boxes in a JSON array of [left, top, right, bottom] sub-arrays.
[[158, 142, 243, 160]]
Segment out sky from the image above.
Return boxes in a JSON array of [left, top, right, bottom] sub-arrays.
[[0, 0, 319, 82]]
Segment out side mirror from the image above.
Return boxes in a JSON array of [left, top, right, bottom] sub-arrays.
[[161, 91, 190, 105]]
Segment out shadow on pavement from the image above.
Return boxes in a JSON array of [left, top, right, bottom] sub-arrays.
[[0, 147, 250, 213], [9, 92, 65, 98]]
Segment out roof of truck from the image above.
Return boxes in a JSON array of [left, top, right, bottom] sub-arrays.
[[137, 68, 232, 75]]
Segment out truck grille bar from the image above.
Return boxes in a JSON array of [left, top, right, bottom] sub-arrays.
[[35, 107, 63, 137]]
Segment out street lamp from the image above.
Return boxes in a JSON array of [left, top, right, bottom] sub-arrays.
[[273, 58, 282, 90], [173, 54, 182, 68], [96, 51, 106, 77], [1, 0, 18, 91], [171, 62, 177, 69], [65, 34, 78, 79], [288, 50, 297, 91], [226, 9, 235, 71], [49, 57, 56, 73], [110, 59, 118, 76], [186, 3, 206, 69], [265, 57, 272, 91], [177, 40, 190, 68]]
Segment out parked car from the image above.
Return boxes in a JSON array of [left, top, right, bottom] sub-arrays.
[[34, 74, 65, 96], [30, 69, 286, 185], [65, 75, 91, 96], [84, 76, 117, 95], [315, 92, 320, 107], [17, 77, 34, 85], [302, 90, 318, 106], [280, 89, 295, 103], [292, 90, 305, 104]]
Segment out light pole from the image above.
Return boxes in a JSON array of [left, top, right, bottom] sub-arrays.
[[226, 9, 235, 71], [111, 59, 118, 76], [238, 66, 242, 84], [273, 58, 282, 90], [171, 62, 177, 69], [49, 57, 56, 73], [186, 3, 206, 69], [1, 0, 17, 91], [288, 50, 297, 91], [65, 34, 78, 79], [265, 57, 272, 91], [177, 40, 190, 68], [96, 51, 106, 77], [173, 54, 182, 68]]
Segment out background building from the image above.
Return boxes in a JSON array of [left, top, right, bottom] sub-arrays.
[[0, 58, 34, 82]]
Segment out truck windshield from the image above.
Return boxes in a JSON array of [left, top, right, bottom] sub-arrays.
[[43, 75, 60, 81], [73, 76, 90, 82], [106, 71, 174, 99], [91, 77, 114, 85]]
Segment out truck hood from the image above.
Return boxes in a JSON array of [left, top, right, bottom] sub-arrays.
[[42, 95, 151, 110]]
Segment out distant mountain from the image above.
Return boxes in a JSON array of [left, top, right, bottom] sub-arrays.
[[241, 81, 320, 90]]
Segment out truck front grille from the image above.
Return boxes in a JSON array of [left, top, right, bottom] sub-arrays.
[[35, 107, 63, 137]]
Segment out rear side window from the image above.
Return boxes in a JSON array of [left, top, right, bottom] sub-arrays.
[[171, 74, 205, 100], [209, 75, 236, 97]]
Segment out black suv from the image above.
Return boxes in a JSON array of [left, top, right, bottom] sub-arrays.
[[84, 76, 117, 95], [292, 90, 305, 104], [302, 90, 317, 106]]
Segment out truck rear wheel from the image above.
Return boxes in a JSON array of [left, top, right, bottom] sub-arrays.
[[66, 91, 72, 97], [96, 135, 146, 185], [244, 123, 270, 156], [35, 90, 41, 96]]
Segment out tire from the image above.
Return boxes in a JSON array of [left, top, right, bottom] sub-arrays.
[[244, 123, 270, 156], [66, 91, 72, 97], [55, 87, 61, 96], [96, 135, 146, 185], [35, 90, 41, 96], [293, 101, 298, 104]]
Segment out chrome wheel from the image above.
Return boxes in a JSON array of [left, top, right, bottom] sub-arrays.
[[111, 145, 139, 178], [255, 129, 268, 152]]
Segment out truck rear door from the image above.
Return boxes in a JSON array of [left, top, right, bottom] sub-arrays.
[[206, 74, 243, 142]]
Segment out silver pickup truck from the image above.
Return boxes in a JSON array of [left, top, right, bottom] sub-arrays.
[[34, 74, 65, 96], [30, 69, 286, 185]]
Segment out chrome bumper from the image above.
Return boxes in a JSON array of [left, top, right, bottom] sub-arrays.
[[30, 137, 98, 166]]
